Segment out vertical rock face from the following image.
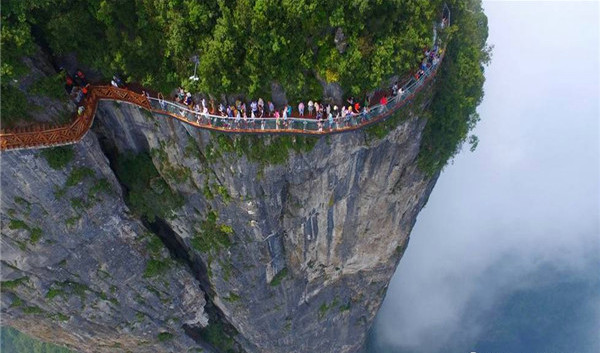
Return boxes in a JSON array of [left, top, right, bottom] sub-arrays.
[[1, 132, 208, 352], [1, 97, 438, 353]]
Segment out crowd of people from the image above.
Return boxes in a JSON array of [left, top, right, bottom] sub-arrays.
[[162, 44, 443, 131], [64, 69, 89, 111], [63, 29, 443, 131]]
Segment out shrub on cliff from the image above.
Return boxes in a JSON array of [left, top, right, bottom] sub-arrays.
[[114, 152, 183, 222], [2, 0, 444, 98], [418, 0, 491, 175]]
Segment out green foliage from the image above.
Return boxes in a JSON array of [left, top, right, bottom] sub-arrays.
[[8, 219, 43, 244], [212, 133, 318, 166], [224, 292, 241, 302], [114, 152, 183, 222], [1, 326, 73, 353], [30, 72, 67, 100], [8, 219, 28, 230], [318, 302, 329, 319], [198, 321, 235, 353], [10, 297, 24, 308], [46, 288, 65, 300], [203, 182, 214, 200], [190, 211, 233, 253], [2, 1, 442, 102], [89, 178, 112, 197], [64, 215, 80, 227], [318, 296, 340, 319], [142, 232, 171, 278], [30, 227, 43, 244], [65, 167, 95, 187], [418, 0, 490, 175], [157, 332, 174, 342], [1, 276, 29, 290], [270, 267, 288, 287], [146, 233, 164, 256], [54, 313, 69, 321], [69, 197, 84, 210], [151, 145, 192, 184], [40, 146, 74, 170], [23, 306, 45, 314], [215, 185, 231, 203], [143, 259, 170, 278], [0, 83, 30, 127]]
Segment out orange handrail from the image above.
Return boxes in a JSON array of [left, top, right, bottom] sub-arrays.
[[0, 58, 442, 151], [0, 7, 451, 151]]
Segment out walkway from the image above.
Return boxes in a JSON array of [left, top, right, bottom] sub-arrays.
[[1, 56, 444, 151], [0, 8, 450, 151]]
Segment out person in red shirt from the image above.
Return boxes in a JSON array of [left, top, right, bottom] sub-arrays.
[[380, 96, 388, 112]]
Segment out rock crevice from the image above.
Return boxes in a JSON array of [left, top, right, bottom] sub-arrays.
[[2, 92, 438, 353]]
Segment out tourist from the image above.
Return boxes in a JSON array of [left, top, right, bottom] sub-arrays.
[[65, 75, 74, 94], [258, 97, 264, 110], [328, 111, 334, 131], [308, 100, 314, 116], [298, 101, 305, 116], [275, 110, 280, 129], [202, 106, 209, 124], [184, 92, 193, 106], [235, 109, 241, 129], [380, 96, 388, 112], [268, 101, 275, 116], [345, 106, 353, 125], [75, 69, 87, 86], [158, 93, 166, 110], [317, 112, 323, 132], [112, 75, 124, 88], [282, 106, 288, 128], [251, 100, 258, 115]]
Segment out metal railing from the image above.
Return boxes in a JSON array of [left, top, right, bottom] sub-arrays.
[[145, 60, 441, 135], [0, 5, 450, 150]]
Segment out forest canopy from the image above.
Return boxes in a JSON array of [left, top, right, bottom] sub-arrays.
[[1, 0, 489, 174], [1, 0, 444, 98]]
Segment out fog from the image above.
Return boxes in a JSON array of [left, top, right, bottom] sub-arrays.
[[367, 1, 599, 352]]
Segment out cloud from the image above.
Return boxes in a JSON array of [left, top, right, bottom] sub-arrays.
[[368, 2, 599, 352]]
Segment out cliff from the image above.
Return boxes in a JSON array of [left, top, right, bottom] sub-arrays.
[[1, 95, 438, 352]]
